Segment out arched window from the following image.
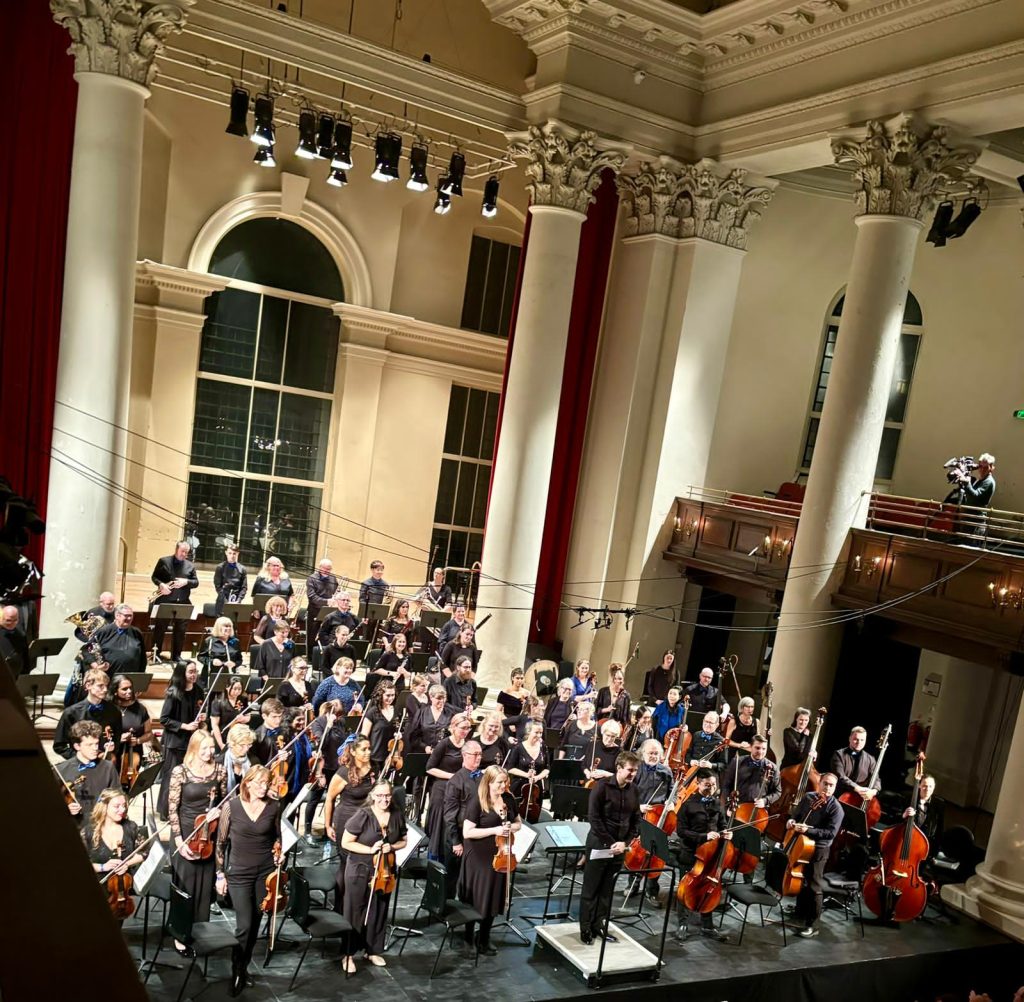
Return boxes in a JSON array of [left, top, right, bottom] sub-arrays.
[[184, 220, 342, 570], [800, 291, 923, 483]]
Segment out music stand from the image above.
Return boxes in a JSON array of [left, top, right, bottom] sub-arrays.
[[473, 684, 488, 706], [222, 601, 254, 626], [839, 799, 869, 840], [129, 759, 164, 833], [401, 752, 429, 824], [385, 821, 428, 950], [522, 819, 590, 923], [419, 608, 450, 631], [250, 594, 277, 614], [28, 636, 67, 678], [349, 639, 369, 662], [408, 651, 432, 674], [16, 672, 60, 722], [543, 728, 563, 754], [550, 758, 586, 791], [206, 673, 236, 694], [122, 672, 154, 697], [550, 781, 590, 820]]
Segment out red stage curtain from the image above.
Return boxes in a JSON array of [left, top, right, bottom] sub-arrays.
[[530, 172, 619, 648], [0, 5, 77, 567]]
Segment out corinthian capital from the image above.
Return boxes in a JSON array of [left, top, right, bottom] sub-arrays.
[[831, 116, 982, 220], [507, 121, 632, 215], [50, 0, 193, 87], [618, 157, 775, 249]]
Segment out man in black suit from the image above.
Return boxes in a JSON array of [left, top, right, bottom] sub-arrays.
[[0, 604, 30, 678], [906, 774, 945, 853], [150, 541, 198, 660], [212, 544, 247, 617], [305, 557, 338, 649]]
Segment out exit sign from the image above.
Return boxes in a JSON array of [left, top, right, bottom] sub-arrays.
[[1015, 410, 1024, 420]]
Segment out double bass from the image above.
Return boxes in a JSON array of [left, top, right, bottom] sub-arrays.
[[765, 706, 826, 844], [862, 752, 929, 922], [828, 723, 891, 869], [663, 695, 692, 774], [774, 791, 827, 898], [676, 792, 740, 913]]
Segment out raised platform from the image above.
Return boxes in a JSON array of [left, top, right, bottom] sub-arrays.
[[534, 921, 661, 987]]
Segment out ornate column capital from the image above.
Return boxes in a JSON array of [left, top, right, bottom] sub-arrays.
[[506, 121, 632, 215], [618, 157, 775, 249], [50, 0, 193, 87], [830, 116, 982, 220]]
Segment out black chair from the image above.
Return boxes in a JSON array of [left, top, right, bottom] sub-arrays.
[[399, 860, 482, 978], [138, 869, 173, 961], [721, 883, 788, 946], [150, 885, 238, 1002], [932, 825, 982, 885], [295, 863, 337, 909], [823, 872, 866, 937], [286, 872, 353, 991], [364, 647, 383, 670]]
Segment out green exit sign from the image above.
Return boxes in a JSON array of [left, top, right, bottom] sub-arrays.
[[1015, 410, 1024, 420]]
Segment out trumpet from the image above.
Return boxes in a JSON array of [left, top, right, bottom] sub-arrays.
[[65, 611, 106, 640]]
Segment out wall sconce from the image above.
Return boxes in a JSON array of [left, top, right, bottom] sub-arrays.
[[774, 537, 792, 560], [761, 534, 772, 558], [684, 518, 699, 539], [853, 555, 863, 575], [989, 582, 1022, 611], [866, 556, 882, 579]]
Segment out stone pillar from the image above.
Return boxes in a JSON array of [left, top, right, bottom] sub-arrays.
[[767, 118, 980, 729], [476, 122, 630, 688], [42, 0, 192, 632], [559, 159, 774, 687]]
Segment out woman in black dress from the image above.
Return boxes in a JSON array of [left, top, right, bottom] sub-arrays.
[[372, 632, 412, 695], [459, 766, 522, 955], [781, 707, 813, 768], [111, 673, 153, 770], [475, 711, 509, 769], [323, 736, 375, 915], [197, 615, 243, 685], [211, 678, 255, 752], [215, 764, 282, 995], [381, 599, 415, 650], [401, 673, 430, 722], [277, 657, 314, 712], [425, 712, 473, 858], [544, 679, 575, 733], [360, 682, 399, 776], [251, 595, 288, 647], [440, 624, 477, 677], [85, 788, 145, 924], [251, 556, 294, 604], [168, 730, 226, 949], [495, 668, 529, 719], [595, 664, 631, 727], [559, 700, 597, 761], [725, 696, 758, 761], [341, 781, 408, 972], [507, 720, 549, 799], [251, 620, 294, 687], [158, 660, 206, 818]]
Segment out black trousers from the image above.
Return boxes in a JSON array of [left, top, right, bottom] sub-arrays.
[[443, 841, 462, 901], [674, 846, 714, 929], [229, 870, 272, 967], [579, 856, 622, 937], [302, 781, 327, 835], [152, 615, 189, 659], [796, 844, 830, 927]]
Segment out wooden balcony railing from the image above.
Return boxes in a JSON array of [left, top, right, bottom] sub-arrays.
[[866, 493, 1024, 554]]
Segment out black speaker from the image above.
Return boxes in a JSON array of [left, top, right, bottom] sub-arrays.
[[534, 670, 557, 696]]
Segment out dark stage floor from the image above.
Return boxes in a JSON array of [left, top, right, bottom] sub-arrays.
[[134, 844, 1024, 1002]]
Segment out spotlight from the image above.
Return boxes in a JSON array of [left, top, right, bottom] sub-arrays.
[[440, 152, 465, 196], [316, 113, 335, 159], [250, 94, 275, 147], [295, 109, 319, 159], [330, 119, 353, 170], [926, 201, 954, 247], [407, 142, 429, 192], [371, 133, 402, 182], [945, 198, 982, 239], [225, 86, 249, 137], [326, 167, 347, 188], [433, 176, 451, 215], [481, 174, 499, 217], [253, 145, 276, 168]]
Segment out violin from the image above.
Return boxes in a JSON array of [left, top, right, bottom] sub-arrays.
[[766, 706, 825, 844], [380, 708, 407, 780], [347, 684, 366, 718], [186, 787, 218, 860], [260, 840, 289, 956], [371, 827, 398, 895], [776, 791, 827, 897], [676, 791, 740, 913], [60, 772, 87, 807], [492, 805, 517, 875], [106, 869, 135, 920], [862, 751, 930, 922], [119, 733, 141, 788], [269, 734, 290, 800]]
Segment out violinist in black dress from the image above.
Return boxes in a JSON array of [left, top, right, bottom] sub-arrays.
[[216, 765, 282, 994], [425, 713, 474, 858], [276, 657, 314, 711], [84, 788, 145, 924], [458, 767, 522, 955], [158, 661, 206, 818], [341, 782, 408, 972], [506, 720, 549, 801], [324, 736, 376, 915], [360, 682, 399, 776]]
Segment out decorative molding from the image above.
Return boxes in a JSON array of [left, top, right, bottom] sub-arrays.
[[50, 0, 193, 86], [618, 157, 776, 248], [506, 121, 632, 213], [830, 117, 982, 218], [135, 260, 229, 309]]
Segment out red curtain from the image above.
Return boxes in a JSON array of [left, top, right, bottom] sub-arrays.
[[530, 171, 619, 647], [0, 4, 77, 567]]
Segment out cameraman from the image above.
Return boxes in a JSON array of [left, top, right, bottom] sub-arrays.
[[956, 453, 996, 509]]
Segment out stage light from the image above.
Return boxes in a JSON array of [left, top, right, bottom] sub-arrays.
[[371, 133, 402, 182], [440, 152, 465, 196], [250, 94, 275, 147], [481, 175, 499, 217], [407, 142, 430, 191], [225, 86, 249, 137], [295, 109, 319, 159], [433, 176, 451, 215], [316, 114, 335, 159], [253, 144, 276, 168], [330, 119, 353, 170], [926, 201, 954, 247], [945, 198, 982, 239], [326, 167, 347, 188]]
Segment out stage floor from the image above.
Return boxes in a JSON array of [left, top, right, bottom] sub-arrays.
[[136, 845, 1023, 1002]]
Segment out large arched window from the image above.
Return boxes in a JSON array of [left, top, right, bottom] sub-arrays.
[[184, 219, 342, 570], [800, 291, 923, 483]]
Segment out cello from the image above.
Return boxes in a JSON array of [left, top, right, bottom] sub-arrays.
[[775, 791, 827, 897], [732, 755, 776, 875], [861, 752, 930, 922], [676, 792, 740, 914], [766, 706, 826, 844], [663, 695, 692, 775], [671, 740, 729, 812], [624, 769, 679, 873]]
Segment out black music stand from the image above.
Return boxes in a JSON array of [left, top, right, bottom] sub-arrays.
[[16, 672, 60, 722], [472, 683, 488, 706], [839, 799, 869, 840], [419, 609, 450, 633], [206, 673, 235, 695], [28, 636, 67, 679], [250, 594, 278, 615], [522, 818, 590, 923], [401, 752, 429, 824], [150, 603, 193, 659], [122, 672, 154, 697], [550, 758, 586, 792], [617, 819, 671, 936], [543, 728, 563, 754], [408, 651, 432, 674], [222, 601, 254, 625], [129, 759, 163, 833]]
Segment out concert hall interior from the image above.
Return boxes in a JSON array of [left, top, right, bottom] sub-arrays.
[[3, 0, 1024, 999]]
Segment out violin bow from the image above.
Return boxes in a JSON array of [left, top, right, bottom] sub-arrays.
[[195, 662, 229, 722]]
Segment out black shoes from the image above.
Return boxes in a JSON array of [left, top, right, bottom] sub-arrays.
[[228, 945, 246, 997], [798, 926, 819, 938], [477, 941, 498, 956], [700, 927, 729, 943], [580, 930, 594, 945]]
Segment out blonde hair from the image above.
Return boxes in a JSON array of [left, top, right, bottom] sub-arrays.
[[213, 616, 234, 637], [478, 766, 510, 813], [264, 595, 288, 617], [239, 764, 271, 803], [183, 729, 217, 771], [227, 725, 255, 754], [83, 667, 109, 688], [259, 558, 289, 580], [89, 788, 128, 848]]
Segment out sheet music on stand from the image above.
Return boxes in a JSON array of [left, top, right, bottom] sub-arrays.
[[397, 822, 426, 868], [134, 840, 168, 896], [283, 784, 312, 823], [281, 818, 300, 855], [512, 822, 539, 863]]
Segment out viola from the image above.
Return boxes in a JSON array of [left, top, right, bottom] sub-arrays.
[[260, 841, 289, 916], [61, 773, 87, 807], [269, 734, 290, 800], [518, 765, 542, 824], [765, 706, 826, 844], [492, 830, 517, 874], [676, 792, 740, 914], [371, 829, 398, 895], [103, 725, 117, 762], [862, 751, 929, 922], [776, 792, 827, 897], [119, 733, 141, 788], [186, 787, 218, 860], [107, 869, 135, 920]]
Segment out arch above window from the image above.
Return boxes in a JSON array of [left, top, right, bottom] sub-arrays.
[[831, 290, 922, 326]]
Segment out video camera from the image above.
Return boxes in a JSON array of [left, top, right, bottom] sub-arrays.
[[943, 456, 978, 485], [0, 477, 45, 603]]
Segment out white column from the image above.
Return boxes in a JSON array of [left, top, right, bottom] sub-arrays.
[[42, 0, 192, 633], [767, 117, 981, 730], [476, 122, 630, 688], [943, 688, 1024, 941]]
